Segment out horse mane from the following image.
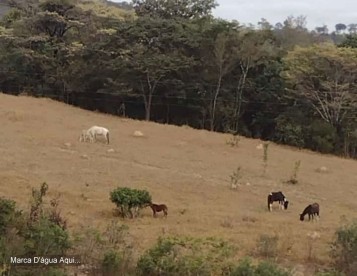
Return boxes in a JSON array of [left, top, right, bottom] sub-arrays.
[[301, 204, 312, 216]]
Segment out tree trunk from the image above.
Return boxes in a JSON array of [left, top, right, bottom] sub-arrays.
[[210, 69, 223, 131], [142, 73, 161, 121], [145, 93, 152, 121], [233, 61, 250, 133]]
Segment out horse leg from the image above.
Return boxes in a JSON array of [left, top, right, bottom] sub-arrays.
[[164, 209, 168, 217]]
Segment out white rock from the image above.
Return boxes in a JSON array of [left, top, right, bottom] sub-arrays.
[[256, 144, 263, 150], [133, 130, 144, 137], [80, 154, 89, 159]]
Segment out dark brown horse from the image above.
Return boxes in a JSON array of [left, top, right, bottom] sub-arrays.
[[300, 203, 320, 221], [148, 203, 168, 218]]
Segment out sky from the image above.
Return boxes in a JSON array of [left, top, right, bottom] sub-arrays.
[[111, 0, 357, 31], [212, 0, 357, 31]]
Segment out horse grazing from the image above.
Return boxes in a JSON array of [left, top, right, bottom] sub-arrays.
[[148, 203, 168, 218], [300, 203, 319, 221], [267, 191, 289, 212], [79, 130, 92, 143], [79, 126, 110, 144]]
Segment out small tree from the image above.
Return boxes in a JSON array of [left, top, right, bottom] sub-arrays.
[[110, 187, 152, 218], [229, 166, 241, 189], [287, 160, 301, 184], [263, 143, 269, 175]]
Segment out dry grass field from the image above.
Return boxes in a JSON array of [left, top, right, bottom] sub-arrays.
[[0, 93, 356, 274]]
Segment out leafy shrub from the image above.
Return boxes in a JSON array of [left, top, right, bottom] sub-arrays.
[[136, 236, 234, 275], [0, 197, 20, 235], [331, 220, 357, 276], [110, 187, 152, 218], [23, 215, 70, 255], [102, 250, 125, 276], [74, 221, 133, 275], [0, 183, 70, 276], [231, 258, 290, 276], [256, 234, 279, 258]]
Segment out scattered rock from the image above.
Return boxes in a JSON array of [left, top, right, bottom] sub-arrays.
[[307, 231, 321, 239], [246, 182, 251, 186], [231, 183, 238, 190], [256, 144, 263, 150], [316, 166, 328, 173], [80, 154, 89, 159], [133, 130, 144, 137], [64, 142, 71, 148], [107, 148, 115, 153]]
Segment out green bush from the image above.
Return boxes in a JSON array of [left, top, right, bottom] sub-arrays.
[[0, 183, 70, 276], [74, 221, 134, 275], [231, 258, 290, 276], [256, 234, 279, 258], [331, 220, 357, 276], [23, 215, 70, 255], [0, 197, 20, 235], [136, 236, 234, 276], [110, 187, 152, 218], [102, 250, 123, 275]]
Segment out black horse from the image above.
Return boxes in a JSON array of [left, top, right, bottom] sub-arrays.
[[300, 203, 320, 221]]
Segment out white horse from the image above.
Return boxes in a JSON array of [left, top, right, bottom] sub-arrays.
[[79, 126, 110, 144], [79, 130, 93, 143]]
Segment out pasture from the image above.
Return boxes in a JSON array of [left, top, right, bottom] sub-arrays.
[[0, 93, 356, 273]]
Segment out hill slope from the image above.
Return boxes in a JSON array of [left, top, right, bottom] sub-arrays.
[[0, 93, 356, 270]]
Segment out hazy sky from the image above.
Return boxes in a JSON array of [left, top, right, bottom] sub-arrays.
[[112, 0, 356, 31], [212, 0, 357, 31]]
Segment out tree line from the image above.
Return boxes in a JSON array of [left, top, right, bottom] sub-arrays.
[[0, 0, 357, 158]]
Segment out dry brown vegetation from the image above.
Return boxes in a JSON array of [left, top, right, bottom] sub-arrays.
[[0, 93, 356, 273]]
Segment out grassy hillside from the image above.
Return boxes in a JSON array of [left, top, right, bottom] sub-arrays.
[[0, 93, 356, 273]]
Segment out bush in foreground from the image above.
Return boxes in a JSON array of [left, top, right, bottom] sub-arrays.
[[136, 236, 235, 275], [331, 219, 357, 276]]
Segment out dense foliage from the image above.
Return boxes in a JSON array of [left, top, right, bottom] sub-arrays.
[[0, 0, 357, 158], [110, 187, 152, 218], [0, 183, 70, 275]]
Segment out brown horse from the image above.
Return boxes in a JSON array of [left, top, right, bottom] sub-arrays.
[[148, 203, 168, 218]]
